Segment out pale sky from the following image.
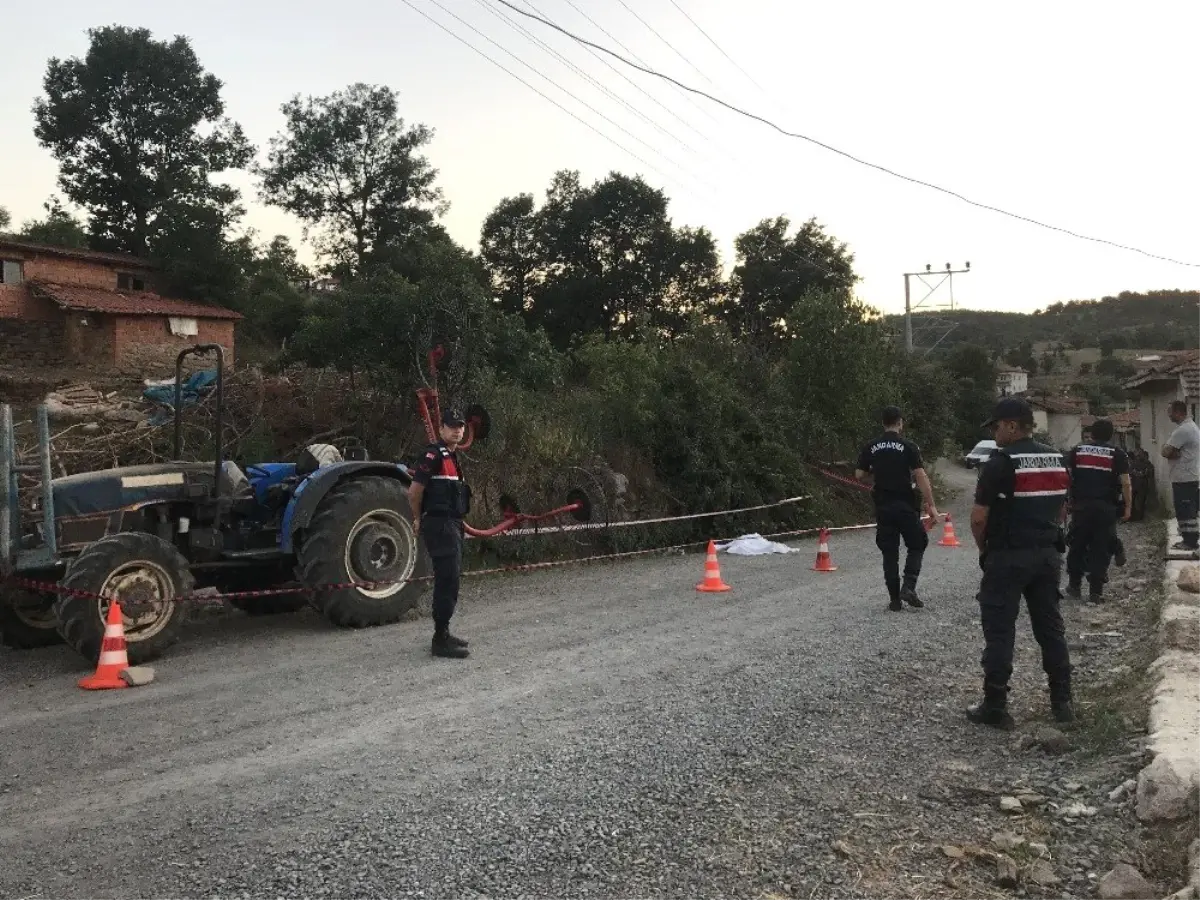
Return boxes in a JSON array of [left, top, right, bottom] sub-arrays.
[[2, 0, 1198, 318]]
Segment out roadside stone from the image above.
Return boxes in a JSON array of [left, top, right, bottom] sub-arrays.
[[1096, 862, 1157, 899], [1058, 801, 1097, 819], [1033, 726, 1071, 755], [1137, 754, 1200, 822], [996, 855, 1020, 888], [1028, 841, 1049, 856], [1016, 792, 1047, 806], [1024, 859, 1060, 886], [999, 796, 1023, 813], [1161, 605, 1200, 651], [941, 845, 965, 859], [992, 831, 1025, 852], [1178, 565, 1200, 593]]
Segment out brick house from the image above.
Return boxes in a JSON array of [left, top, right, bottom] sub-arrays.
[[0, 238, 240, 373]]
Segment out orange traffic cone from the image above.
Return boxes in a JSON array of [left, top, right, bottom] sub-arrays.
[[811, 527, 839, 572], [78, 600, 130, 690], [695, 540, 732, 592], [938, 513, 962, 548]]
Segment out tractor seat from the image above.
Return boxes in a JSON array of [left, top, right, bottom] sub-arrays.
[[218, 460, 253, 500]]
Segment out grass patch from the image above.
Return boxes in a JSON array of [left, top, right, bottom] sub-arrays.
[[1072, 522, 1168, 755], [1138, 818, 1199, 892]]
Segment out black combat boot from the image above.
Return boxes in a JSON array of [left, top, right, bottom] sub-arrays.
[[1049, 679, 1074, 724], [888, 593, 903, 612], [1113, 538, 1126, 567], [1064, 579, 1082, 601], [899, 585, 924, 608], [965, 681, 1015, 731], [1086, 584, 1104, 605], [432, 627, 469, 658]]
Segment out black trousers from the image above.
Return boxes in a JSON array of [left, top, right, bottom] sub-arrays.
[[1174, 481, 1200, 549], [875, 501, 928, 599], [422, 516, 464, 629], [1066, 502, 1118, 594], [977, 546, 1071, 697]]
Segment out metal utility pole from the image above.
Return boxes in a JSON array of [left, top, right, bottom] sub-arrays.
[[903, 262, 971, 353]]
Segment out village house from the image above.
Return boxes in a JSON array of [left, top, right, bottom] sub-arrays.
[[1025, 394, 1090, 450], [1124, 350, 1200, 507], [1081, 408, 1141, 452], [995, 363, 1029, 396], [0, 238, 240, 373]]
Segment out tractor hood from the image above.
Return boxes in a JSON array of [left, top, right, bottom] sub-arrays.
[[51, 463, 230, 518]]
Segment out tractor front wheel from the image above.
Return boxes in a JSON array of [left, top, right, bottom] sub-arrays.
[[0, 586, 64, 649], [55, 532, 194, 665], [296, 476, 429, 628]]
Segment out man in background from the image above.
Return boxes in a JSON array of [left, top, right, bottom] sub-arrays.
[[1064, 418, 1131, 604], [856, 406, 941, 611], [1162, 400, 1200, 554]]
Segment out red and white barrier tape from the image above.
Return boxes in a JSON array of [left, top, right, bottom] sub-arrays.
[[495, 494, 811, 537], [5, 513, 919, 611]]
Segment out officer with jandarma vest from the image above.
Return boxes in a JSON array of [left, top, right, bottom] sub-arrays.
[[1063, 418, 1132, 604], [408, 407, 472, 659], [967, 397, 1074, 730]]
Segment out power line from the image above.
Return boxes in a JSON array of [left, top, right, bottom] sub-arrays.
[[559, 0, 722, 128], [521, 0, 725, 165], [614, 0, 716, 89], [664, 0, 768, 95], [492, 0, 1200, 269], [399, 0, 695, 200], [474, 0, 716, 193], [410, 0, 707, 201]]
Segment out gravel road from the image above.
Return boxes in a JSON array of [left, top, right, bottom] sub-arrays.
[[0, 465, 1164, 899]]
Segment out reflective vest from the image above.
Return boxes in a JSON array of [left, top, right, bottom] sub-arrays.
[[987, 437, 1069, 549], [421, 443, 471, 518], [1066, 442, 1120, 505]]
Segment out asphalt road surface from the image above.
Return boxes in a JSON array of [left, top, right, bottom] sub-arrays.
[[1, 466, 1089, 899]]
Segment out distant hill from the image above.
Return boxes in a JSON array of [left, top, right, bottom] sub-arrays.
[[887, 289, 1199, 354]]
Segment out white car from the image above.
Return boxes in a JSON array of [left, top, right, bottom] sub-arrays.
[[963, 440, 998, 469]]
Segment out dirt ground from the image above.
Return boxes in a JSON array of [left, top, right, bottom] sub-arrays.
[[0, 462, 1186, 899]]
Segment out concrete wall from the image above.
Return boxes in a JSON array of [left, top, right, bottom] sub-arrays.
[[1046, 411, 1083, 451], [1140, 380, 1188, 509]]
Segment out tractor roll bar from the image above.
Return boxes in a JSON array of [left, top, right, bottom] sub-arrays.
[[173, 344, 225, 498]]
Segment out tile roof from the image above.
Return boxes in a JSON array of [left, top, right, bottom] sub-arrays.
[[1026, 394, 1089, 415], [0, 237, 157, 269], [1081, 409, 1140, 430], [1124, 349, 1200, 397], [33, 282, 242, 321]]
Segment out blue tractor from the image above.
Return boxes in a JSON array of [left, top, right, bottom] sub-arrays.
[[0, 345, 441, 664]]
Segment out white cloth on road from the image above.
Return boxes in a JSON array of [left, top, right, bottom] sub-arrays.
[[716, 533, 798, 555]]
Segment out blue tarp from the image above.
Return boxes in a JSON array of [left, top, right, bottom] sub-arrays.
[[144, 369, 219, 424]]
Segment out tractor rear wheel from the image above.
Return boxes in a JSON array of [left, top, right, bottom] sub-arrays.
[[296, 476, 429, 628], [0, 586, 63, 649], [55, 532, 194, 665]]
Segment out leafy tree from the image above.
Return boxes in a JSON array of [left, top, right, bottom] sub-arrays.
[[718, 216, 857, 346], [480, 193, 538, 316], [257, 83, 445, 278], [480, 171, 723, 348], [0, 207, 10, 231], [32, 25, 253, 261], [225, 235, 312, 350], [286, 239, 495, 397], [17, 197, 89, 248]]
